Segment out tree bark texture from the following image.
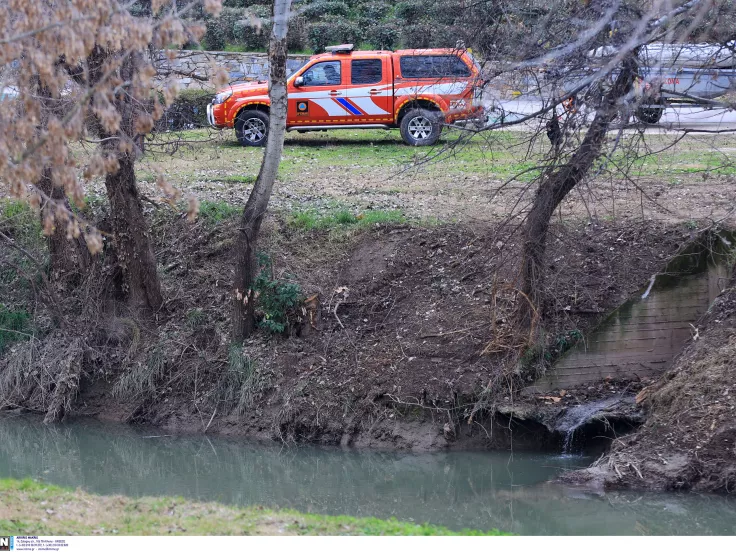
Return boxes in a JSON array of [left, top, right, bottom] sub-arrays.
[[104, 152, 163, 314], [94, 51, 163, 315], [518, 56, 638, 328], [36, 168, 91, 280], [232, 0, 292, 342], [32, 79, 90, 280]]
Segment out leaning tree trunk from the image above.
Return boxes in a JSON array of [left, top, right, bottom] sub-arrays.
[[232, 0, 292, 342], [518, 56, 638, 328]]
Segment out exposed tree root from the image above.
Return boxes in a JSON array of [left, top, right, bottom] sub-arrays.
[[0, 333, 86, 422], [44, 338, 85, 423]]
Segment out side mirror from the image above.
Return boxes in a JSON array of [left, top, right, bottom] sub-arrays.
[[295, 76, 304, 87]]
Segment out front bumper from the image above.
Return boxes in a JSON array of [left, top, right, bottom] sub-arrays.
[[206, 103, 216, 127]]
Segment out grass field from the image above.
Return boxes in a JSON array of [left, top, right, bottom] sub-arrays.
[[0, 479, 507, 536], [122, 127, 736, 226], [3, 125, 735, 227]]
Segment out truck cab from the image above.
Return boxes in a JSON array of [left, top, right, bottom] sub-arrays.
[[207, 45, 483, 146]]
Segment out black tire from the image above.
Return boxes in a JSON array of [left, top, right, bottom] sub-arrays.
[[399, 108, 441, 146], [235, 109, 269, 146], [546, 117, 562, 147], [635, 103, 664, 125]]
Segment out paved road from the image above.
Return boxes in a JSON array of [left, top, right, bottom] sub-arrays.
[[486, 98, 736, 133]]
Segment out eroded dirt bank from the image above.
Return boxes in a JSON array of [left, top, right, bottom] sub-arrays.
[[0, 213, 715, 454], [562, 265, 736, 493]]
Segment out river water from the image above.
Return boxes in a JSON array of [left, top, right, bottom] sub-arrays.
[[1, 415, 734, 535]]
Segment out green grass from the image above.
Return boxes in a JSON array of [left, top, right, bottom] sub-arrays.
[[222, 175, 256, 184], [143, 127, 736, 190], [113, 127, 736, 234], [186, 308, 206, 328], [197, 174, 257, 185], [152, 127, 535, 181], [0, 305, 30, 353], [625, 148, 736, 178], [0, 200, 43, 248], [198, 200, 241, 225], [288, 208, 406, 231], [1, 198, 33, 219], [0, 479, 508, 536]]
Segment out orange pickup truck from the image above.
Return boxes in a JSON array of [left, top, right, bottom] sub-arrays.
[[207, 44, 483, 146]]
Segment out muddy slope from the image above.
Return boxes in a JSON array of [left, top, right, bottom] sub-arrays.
[[564, 265, 736, 492], [0, 215, 695, 450]]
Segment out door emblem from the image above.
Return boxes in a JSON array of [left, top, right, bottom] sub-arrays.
[[297, 101, 309, 115]]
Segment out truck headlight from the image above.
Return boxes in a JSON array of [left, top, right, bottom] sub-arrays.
[[212, 91, 232, 105]]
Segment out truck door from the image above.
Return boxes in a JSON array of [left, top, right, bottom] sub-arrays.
[[343, 56, 393, 124], [288, 59, 349, 126]]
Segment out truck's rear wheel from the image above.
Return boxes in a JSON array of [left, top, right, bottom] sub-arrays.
[[400, 108, 441, 146], [635, 102, 664, 125], [235, 109, 269, 146]]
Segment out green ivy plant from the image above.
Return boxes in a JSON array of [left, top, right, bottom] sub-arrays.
[[254, 252, 303, 334], [554, 329, 582, 356]]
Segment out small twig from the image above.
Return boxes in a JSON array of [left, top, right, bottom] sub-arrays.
[[333, 299, 345, 329], [205, 436, 219, 458], [474, 420, 492, 440], [204, 407, 217, 433], [420, 324, 487, 339]]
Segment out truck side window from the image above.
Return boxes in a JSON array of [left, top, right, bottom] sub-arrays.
[[302, 61, 342, 86], [399, 55, 471, 78], [351, 59, 382, 85]]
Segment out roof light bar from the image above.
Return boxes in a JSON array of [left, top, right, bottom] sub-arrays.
[[325, 44, 354, 54]]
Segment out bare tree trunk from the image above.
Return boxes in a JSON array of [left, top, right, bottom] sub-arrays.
[[36, 169, 91, 279], [32, 79, 90, 279], [518, 57, 638, 328], [78, 51, 164, 315], [104, 152, 163, 314], [232, 0, 292, 343]]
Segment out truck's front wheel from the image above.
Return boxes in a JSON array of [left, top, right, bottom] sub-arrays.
[[235, 109, 269, 147], [400, 109, 441, 146]]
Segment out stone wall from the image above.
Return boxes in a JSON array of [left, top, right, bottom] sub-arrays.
[[153, 50, 311, 91]]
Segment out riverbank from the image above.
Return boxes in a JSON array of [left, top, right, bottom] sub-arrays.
[[1, 197, 695, 451], [0, 478, 503, 535]]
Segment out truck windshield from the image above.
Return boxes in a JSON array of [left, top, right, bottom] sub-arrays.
[[287, 59, 309, 77]]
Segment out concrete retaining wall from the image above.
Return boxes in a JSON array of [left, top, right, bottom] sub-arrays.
[[527, 233, 734, 393]]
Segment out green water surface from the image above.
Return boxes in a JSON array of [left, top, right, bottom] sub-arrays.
[[0, 415, 733, 535]]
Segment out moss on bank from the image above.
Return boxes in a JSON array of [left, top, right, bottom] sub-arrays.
[[0, 479, 506, 536]]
